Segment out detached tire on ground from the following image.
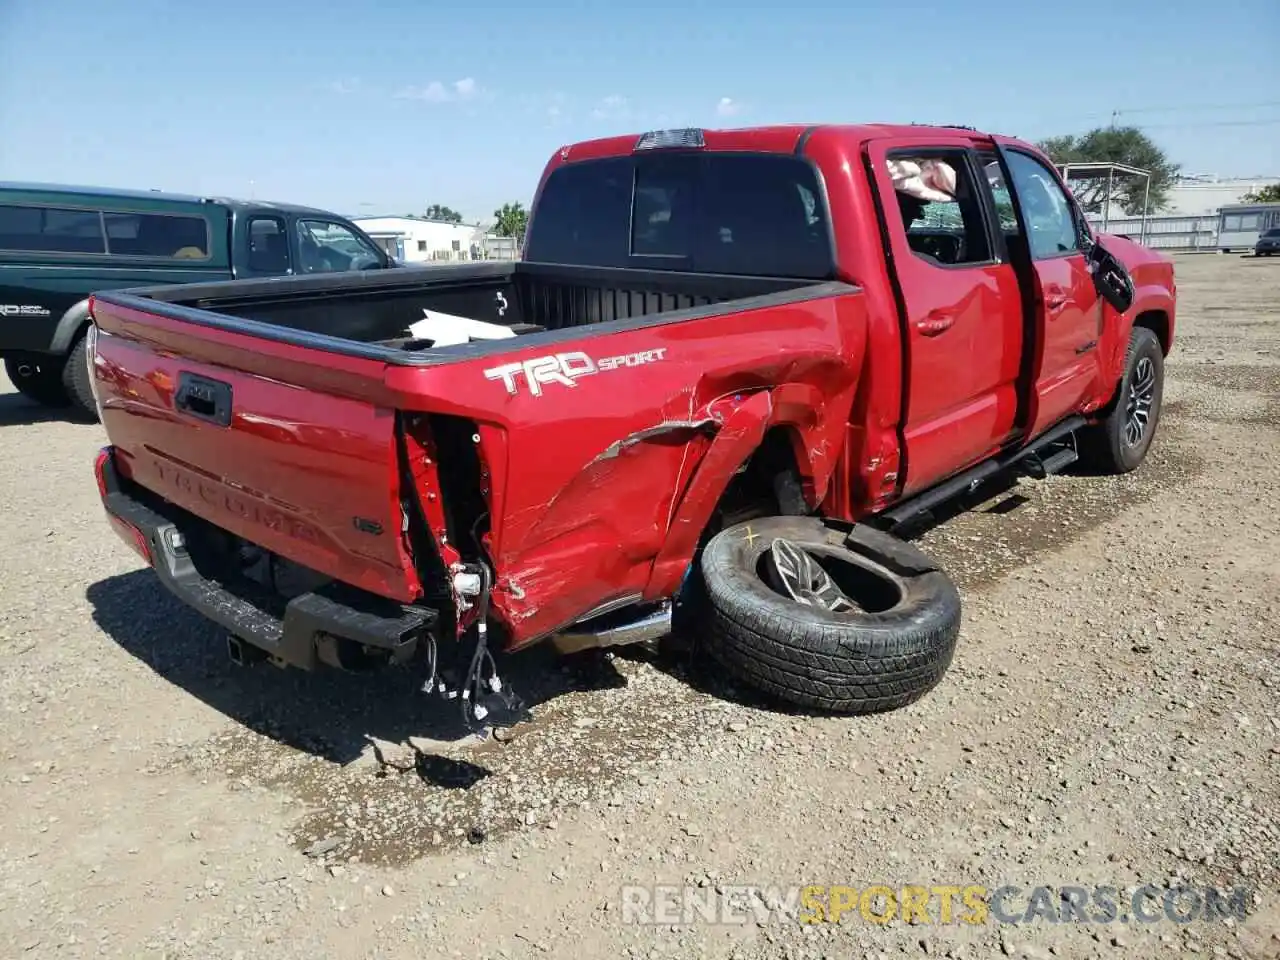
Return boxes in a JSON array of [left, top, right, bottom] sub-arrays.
[[699, 516, 961, 715]]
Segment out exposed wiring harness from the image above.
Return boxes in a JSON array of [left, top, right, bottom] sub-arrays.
[[415, 505, 525, 734], [418, 557, 523, 735], [457, 562, 501, 728], [416, 509, 487, 703]]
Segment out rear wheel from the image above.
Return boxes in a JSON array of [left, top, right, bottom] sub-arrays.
[[1079, 327, 1164, 474], [4, 354, 71, 407], [60, 330, 99, 422]]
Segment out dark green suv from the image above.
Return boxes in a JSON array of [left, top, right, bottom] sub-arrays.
[[0, 182, 396, 419]]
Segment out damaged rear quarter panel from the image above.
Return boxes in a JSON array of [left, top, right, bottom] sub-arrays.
[[387, 291, 867, 647]]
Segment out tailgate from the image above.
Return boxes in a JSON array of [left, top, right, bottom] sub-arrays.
[[88, 295, 422, 603]]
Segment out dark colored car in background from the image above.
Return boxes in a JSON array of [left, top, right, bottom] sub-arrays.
[[1255, 227, 1280, 256], [0, 182, 396, 420]]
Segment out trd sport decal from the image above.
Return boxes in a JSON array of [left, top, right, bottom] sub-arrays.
[[484, 348, 667, 397]]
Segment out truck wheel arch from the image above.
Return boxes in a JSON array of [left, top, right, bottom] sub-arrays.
[[49, 299, 93, 356], [643, 386, 835, 600], [1097, 298, 1172, 416], [1132, 308, 1171, 356]]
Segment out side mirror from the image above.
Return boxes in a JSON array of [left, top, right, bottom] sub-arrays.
[[1089, 241, 1135, 314]]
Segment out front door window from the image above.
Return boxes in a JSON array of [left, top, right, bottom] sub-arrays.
[[1001, 151, 1083, 259], [296, 219, 383, 273]]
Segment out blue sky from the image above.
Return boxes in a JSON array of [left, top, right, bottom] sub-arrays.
[[1, 0, 1277, 223]]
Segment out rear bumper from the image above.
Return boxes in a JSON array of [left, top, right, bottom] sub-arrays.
[[94, 446, 437, 670]]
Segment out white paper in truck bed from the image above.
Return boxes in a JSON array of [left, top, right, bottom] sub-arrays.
[[408, 308, 518, 347]]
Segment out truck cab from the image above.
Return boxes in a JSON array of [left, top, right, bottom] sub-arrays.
[[226, 200, 392, 280]]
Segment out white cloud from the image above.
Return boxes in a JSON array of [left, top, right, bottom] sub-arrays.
[[716, 97, 742, 117], [396, 81, 448, 102], [327, 79, 361, 95], [591, 94, 629, 121], [395, 78, 482, 103]]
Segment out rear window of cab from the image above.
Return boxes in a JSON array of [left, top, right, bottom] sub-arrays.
[[524, 153, 835, 279], [0, 203, 211, 259]]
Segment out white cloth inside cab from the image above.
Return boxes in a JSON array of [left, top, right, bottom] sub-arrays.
[[887, 158, 957, 202]]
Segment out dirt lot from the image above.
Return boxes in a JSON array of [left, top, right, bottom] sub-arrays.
[[1, 254, 1277, 960]]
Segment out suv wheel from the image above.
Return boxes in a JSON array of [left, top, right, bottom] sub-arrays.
[[60, 331, 100, 422], [4, 354, 71, 407]]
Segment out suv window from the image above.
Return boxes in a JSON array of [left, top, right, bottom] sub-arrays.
[[247, 216, 291, 273], [525, 153, 834, 278], [0, 203, 106, 254], [103, 212, 209, 259], [1002, 151, 1082, 259], [296, 219, 383, 272]]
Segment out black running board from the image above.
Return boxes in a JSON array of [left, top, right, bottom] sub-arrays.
[[877, 415, 1087, 531], [1018, 441, 1079, 480]]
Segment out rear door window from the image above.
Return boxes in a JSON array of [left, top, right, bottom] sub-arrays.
[[0, 204, 106, 254], [103, 212, 210, 259], [886, 152, 994, 267], [526, 153, 834, 278]]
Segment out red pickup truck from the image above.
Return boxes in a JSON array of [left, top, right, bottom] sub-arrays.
[[88, 124, 1175, 727]]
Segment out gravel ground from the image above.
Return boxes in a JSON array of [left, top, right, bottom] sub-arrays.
[[1, 254, 1277, 960]]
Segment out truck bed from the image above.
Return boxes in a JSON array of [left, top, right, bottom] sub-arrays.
[[112, 260, 829, 362], [88, 258, 859, 647]]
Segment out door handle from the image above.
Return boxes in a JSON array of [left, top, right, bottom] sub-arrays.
[[1045, 289, 1069, 311], [915, 312, 955, 336]]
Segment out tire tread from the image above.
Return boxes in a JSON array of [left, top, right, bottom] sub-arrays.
[[699, 517, 961, 715], [60, 331, 99, 422]]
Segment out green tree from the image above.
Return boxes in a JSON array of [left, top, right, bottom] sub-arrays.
[[1037, 126, 1180, 215], [492, 202, 529, 243], [1242, 183, 1280, 204], [425, 204, 464, 223]]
